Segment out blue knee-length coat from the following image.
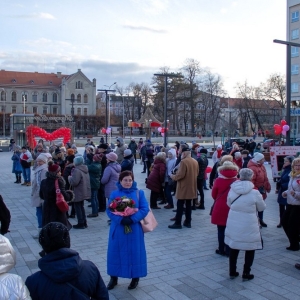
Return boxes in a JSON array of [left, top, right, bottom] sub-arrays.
[[106, 181, 149, 279]]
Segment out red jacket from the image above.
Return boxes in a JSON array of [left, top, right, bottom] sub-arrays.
[[247, 159, 271, 200], [211, 169, 237, 226], [146, 157, 166, 193]]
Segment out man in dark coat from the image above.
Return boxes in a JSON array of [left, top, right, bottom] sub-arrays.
[[140, 140, 154, 177], [196, 148, 208, 210], [25, 222, 109, 300], [241, 150, 251, 168], [248, 139, 256, 156], [121, 149, 134, 172], [128, 138, 138, 164], [97, 144, 109, 212]]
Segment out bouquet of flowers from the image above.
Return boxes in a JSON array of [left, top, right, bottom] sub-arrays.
[[109, 196, 138, 234]]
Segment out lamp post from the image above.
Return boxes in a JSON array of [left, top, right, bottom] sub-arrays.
[[154, 73, 182, 147], [0, 88, 5, 137], [65, 98, 76, 141], [273, 39, 300, 145], [97, 82, 116, 143]]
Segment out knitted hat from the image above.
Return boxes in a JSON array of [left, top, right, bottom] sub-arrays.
[[124, 149, 132, 157], [217, 144, 222, 149], [39, 222, 70, 253], [217, 161, 239, 173], [74, 156, 84, 166], [55, 148, 61, 155], [106, 152, 118, 162], [37, 153, 48, 163], [252, 152, 264, 162], [93, 153, 104, 162], [220, 155, 233, 165], [181, 147, 191, 152], [48, 161, 61, 173], [199, 148, 208, 154], [66, 155, 75, 163], [67, 149, 74, 156]]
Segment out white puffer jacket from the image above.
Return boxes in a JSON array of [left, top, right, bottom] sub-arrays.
[[225, 180, 266, 250], [0, 235, 31, 300]]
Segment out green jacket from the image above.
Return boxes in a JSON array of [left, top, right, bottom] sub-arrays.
[[87, 161, 102, 190]]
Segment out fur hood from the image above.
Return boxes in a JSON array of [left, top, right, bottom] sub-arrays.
[[218, 161, 239, 178]]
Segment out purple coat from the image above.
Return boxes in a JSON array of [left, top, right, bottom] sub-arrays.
[[101, 162, 121, 198]]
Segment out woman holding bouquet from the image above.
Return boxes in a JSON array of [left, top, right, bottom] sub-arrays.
[[106, 171, 149, 291]]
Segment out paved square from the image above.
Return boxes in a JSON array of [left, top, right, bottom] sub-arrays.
[[2, 149, 300, 299]]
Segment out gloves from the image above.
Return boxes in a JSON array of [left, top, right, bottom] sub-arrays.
[[121, 217, 133, 226]]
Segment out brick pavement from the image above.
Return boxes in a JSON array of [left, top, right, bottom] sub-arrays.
[[1, 149, 300, 300]]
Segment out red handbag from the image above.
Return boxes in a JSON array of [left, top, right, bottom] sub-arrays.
[[55, 179, 69, 212]]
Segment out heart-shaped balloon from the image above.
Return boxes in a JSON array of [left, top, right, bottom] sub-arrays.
[[281, 120, 287, 126]]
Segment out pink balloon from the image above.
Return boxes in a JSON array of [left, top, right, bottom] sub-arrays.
[[282, 125, 290, 132], [161, 132, 165, 137], [282, 130, 287, 136], [157, 127, 162, 133]]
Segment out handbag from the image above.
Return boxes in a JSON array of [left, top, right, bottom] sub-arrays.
[[140, 209, 158, 233], [136, 190, 158, 233], [55, 179, 69, 212]]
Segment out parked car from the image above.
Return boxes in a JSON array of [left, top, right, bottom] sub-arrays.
[[263, 139, 279, 149]]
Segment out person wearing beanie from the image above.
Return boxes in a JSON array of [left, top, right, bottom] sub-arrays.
[[52, 147, 66, 174], [128, 138, 138, 164], [276, 156, 294, 228], [68, 155, 91, 229], [31, 153, 49, 239], [87, 154, 102, 217], [211, 161, 239, 256], [25, 222, 109, 300], [247, 152, 271, 227], [115, 137, 126, 164], [121, 149, 134, 172], [0, 235, 31, 299], [225, 168, 265, 281], [39, 161, 73, 231], [11, 146, 22, 184], [212, 144, 223, 165], [101, 152, 121, 200]]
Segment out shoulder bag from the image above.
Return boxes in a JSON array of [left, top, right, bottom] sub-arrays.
[[209, 186, 231, 216], [55, 179, 69, 212], [136, 190, 158, 233]]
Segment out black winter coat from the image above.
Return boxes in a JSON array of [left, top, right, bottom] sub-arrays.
[[277, 165, 292, 205], [25, 248, 109, 300], [197, 155, 208, 180], [0, 195, 11, 235], [40, 174, 71, 228]]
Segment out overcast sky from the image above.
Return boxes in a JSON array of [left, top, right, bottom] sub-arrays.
[[0, 0, 286, 96]]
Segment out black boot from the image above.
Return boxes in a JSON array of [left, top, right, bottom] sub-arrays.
[[128, 278, 139, 290], [242, 272, 254, 281], [107, 276, 118, 290], [14, 174, 18, 183], [18, 175, 22, 183]]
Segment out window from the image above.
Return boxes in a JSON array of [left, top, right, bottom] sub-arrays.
[[22, 94, 28, 102], [11, 91, 17, 101], [71, 93, 75, 100], [292, 82, 299, 93], [77, 94, 81, 103], [1, 91, 5, 101], [53, 107, 58, 114], [42, 93, 47, 102], [84, 94, 88, 103], [43, 107, 48, 114], [84, 108, 87, 116], [76, 81, 83, 89], [292, 11, 299, 22], [32, 92, 37, 102], [33, 107, 38, 114], [77, 107, 81, 115], [292, 64, 299, 75], [11, 106, 17, 114], [292, 46, 299, 57], [292, 29, 299, 40], [52, 93, 57, 103]]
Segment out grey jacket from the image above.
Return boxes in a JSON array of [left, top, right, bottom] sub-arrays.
[[31, 164, 48, 207], [101, 162, 121, 198], [68, 165, 91, 202]]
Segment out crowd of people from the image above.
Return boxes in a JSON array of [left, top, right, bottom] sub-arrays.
[[1, 136, 300, 299]]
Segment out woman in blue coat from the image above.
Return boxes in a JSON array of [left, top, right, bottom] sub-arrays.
[[277, 156, 294, 228], [11, 146, 22, 183], [106, 170, 149, 291]]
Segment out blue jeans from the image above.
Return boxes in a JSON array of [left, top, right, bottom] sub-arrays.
[[36, 206, 43, 228], [91, 189, 99, 214], [74, 201, 86, 225], [22, 167, 31, 183], [165, 183, 174, 206]]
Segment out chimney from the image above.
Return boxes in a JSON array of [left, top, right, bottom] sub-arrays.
[[57, 72, 62, 78]]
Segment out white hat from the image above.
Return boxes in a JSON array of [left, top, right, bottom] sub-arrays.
[[252, 152, 264, 162], [217, 144, 222, 149]]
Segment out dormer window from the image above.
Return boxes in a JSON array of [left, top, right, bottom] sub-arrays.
[[49, 81, 53, 85], [12, 79, 16, 83], [30, 80, 34, 84]]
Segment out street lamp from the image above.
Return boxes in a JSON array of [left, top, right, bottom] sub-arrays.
[[0, 88, 5, 137], [153, 73, 182, 147], [97, 82, 116, 143]]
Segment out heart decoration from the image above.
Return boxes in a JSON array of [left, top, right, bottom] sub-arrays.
[[26, 125, 71, 148]]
